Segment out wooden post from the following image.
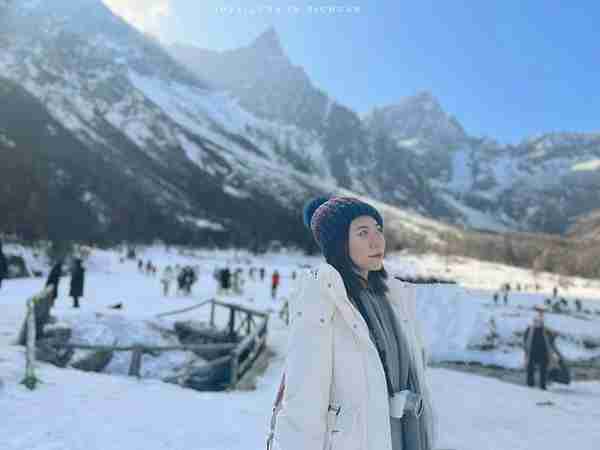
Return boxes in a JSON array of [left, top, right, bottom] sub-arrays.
[[128, 347, 143, 378], [21, 298, 39, 390], [17, 286, 54, 346], [210, 300, 216, 327], [229, 351, 239, 389], [263, 315, 269, 346], [228, 308, 235, 338]]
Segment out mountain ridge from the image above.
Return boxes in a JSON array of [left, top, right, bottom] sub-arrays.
[[1, 4, 599, 250]]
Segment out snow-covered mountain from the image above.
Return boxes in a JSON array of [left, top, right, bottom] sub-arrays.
[[364, 91, 469, 155], [3, 1, 598, 245], [169, 29, 448, 218], [172, 30, 600, 236], [0, 0, 352, 246], [366, 100, 600, 234]]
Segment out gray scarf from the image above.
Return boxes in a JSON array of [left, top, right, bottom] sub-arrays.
[[358, 289, 432, 450]]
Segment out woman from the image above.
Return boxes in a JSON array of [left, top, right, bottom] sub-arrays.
[[268, 196, 437, 450]]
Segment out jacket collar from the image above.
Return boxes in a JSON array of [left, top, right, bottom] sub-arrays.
[[316, 262, 410, 347]]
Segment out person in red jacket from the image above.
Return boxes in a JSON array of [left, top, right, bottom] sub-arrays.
[[271, 270, 280, 299]]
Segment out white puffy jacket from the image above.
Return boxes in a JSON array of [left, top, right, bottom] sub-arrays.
[[272, 262, 429, 450]]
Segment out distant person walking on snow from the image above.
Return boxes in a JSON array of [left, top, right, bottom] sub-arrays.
[[523, 307, 558, 390], [233, 268, 244, 294], [70, 258, 85, 308], [161, 265, 175, 296], [183, 266, 197, 295], [45, 260, 64, 307], [176, 267, 185, 295], [219, 267, 231, 295], [0, 240, 7, 292], [271, 270, 280, 299]]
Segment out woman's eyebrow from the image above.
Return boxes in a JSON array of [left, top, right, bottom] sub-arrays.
[[355, 225, 370, 231]]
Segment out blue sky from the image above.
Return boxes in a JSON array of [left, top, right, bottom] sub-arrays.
[[122, 1, 599, 145]]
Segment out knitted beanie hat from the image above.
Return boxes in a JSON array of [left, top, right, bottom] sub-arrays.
[[303, 196, 383, 256]]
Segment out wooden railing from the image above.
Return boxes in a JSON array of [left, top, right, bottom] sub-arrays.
[[20, 297, 270, 391], [208, 299, 269, 388]]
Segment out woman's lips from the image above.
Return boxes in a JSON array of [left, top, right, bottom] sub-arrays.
[[369, 253, 383, 258]]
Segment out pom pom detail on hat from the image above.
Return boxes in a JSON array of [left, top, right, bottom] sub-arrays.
[[303, 196, 330, 229]]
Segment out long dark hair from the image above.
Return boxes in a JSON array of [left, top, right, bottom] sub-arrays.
[[324, 235, 395, 394], [324, 234, 389, 303]]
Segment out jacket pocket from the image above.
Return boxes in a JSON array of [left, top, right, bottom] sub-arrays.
[[327, 404, 359, 450]]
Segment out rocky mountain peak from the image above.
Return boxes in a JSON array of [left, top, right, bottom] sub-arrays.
[[366, 91, 468, 146], [249, 26, 285, 57], [399, 90, 441, 111]]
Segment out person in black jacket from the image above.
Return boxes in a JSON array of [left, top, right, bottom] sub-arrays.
[[45, 260, 64, 307], [0, 240, 7, 291], [70, 258, 85, 308], [523, 308, 558, 390]]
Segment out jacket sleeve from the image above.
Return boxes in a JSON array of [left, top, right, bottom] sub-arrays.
[[274, 270, 335, 450]]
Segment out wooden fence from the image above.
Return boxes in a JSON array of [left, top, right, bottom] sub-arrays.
[[210, 300, 269, 388], [20, 297, 269, 391]]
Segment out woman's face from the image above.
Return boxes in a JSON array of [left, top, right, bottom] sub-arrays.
[[348, 215, 386, 276]]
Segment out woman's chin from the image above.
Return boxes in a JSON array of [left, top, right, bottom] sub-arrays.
[[370, 260, 384, 271]]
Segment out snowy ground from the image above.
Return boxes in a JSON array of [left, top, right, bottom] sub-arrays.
[[1, 246, 599, 450]]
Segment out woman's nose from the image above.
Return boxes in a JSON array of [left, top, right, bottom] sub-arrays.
[[370, 237, 381, 249], [370, 235, 384, 250]]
